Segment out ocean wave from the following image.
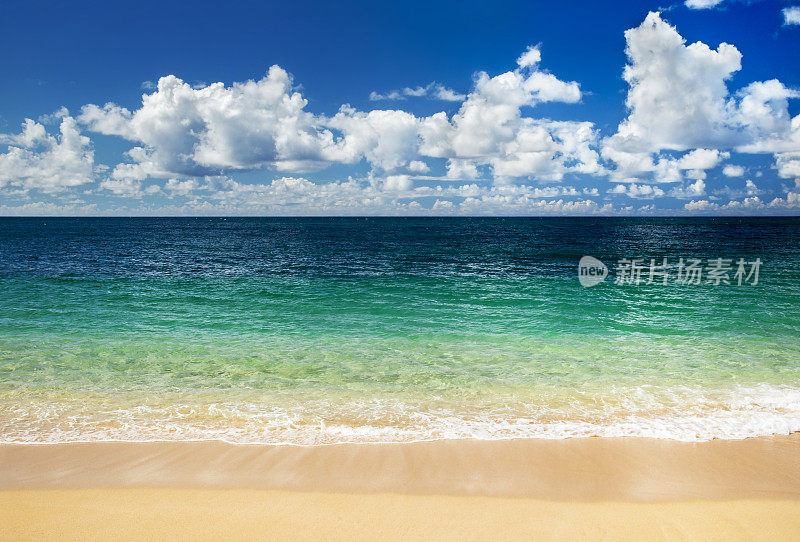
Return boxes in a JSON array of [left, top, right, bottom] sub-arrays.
[[2, 383, 800, 444]]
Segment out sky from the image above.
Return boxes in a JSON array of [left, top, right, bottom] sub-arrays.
[[0, 0, 799, 216]]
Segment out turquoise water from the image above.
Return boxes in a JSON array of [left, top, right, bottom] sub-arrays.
[[1, 217, 799, 443]]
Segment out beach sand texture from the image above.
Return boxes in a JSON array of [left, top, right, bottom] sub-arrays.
[[2, 435, 800, 540]]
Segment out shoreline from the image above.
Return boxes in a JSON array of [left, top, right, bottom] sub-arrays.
[[3, 435, 800, 540], [3, 433, 800, 500]]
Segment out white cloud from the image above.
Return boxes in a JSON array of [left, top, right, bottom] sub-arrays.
[[403, 86, 428, 98], [0, 201, 98, 216], [669, 179, 706, 198], [380, 174, 413, 192], [457, 196, 614, 215], [603, 12, 800, 184], [677, 148, 728, 171], [783, 6, 800, 25], [685, 196, 766, 211], [608, 12, 742, 153], [431, 85, 466, 102], [363, 63, 588, 183], [369, 90, 404, 101], [445, 159, 480, 180], [369, 82, 466, 102], [9, 11, 795, 217], [608, 183, 665, 198], [712, 178, 761, 198], [517, 46, 542, 68], [685, 199, 718, 211], [99, 178, 142, 196], [81, 66, 330, 178], [0, 116, 94, 193], [775, 152, 800, 178], [407, 160, 430, 173], [37, 107, 70, 125], [685, 0, 725, 9], [742, 113, 800, 179], [736, 80, 798, 140], [152, 175, 619, 216], [418, 49, 596, 182], [722, 164, 745, 176], [431, 199, 455, 210], [324, 107, 421, 171], [685, 181, 800, 212], [164, 178, 199, 196], [79, 45, 594, 185]]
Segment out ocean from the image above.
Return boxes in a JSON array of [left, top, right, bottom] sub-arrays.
[[1, 216, 799, 444]]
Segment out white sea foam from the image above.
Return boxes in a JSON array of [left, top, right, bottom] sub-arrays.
[[2, 383, 800, 444]]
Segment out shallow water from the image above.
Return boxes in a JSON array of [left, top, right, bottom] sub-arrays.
[[1, 217, 799, 443]]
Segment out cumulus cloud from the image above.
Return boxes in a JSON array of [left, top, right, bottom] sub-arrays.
[[37, 106, 70, 125], [99, 178, 143, 196], [323, 106, 421, 171], [164, 178, 199, 196], [685, 195, 799, 212], [80, 66, 332, 178], [79, 45, 597, 186], [5, 11, 797, 216], [146, 175, 617, 216], [712, 178, 760, 198], [686, 180, 800, 212], [783, 6, 800, 25], [775, 152, 800, 178], [603, 12, 800, 185], [380, 174, 413, 192], [608, 183, 666, 198], [0, 201, 98, 216], [675, 148, 729, 181], [0, 116, 94, 192], [669, 178, 707, 198], [685, 0, 725, 9], [407, 160, 430, 173], [612, 12, 742, 152], [457, 197, 613, 215], [722, 164, 745, 176], [417, 48, 597, 182], [677, 149, 728, 171]]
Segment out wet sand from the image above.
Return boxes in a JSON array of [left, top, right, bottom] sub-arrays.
[[2, 435, 800, 540]]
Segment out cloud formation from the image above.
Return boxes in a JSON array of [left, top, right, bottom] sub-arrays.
[[0, 116, 94, 193], [77, 44, 596, 187], [784, 6, 800, 25], [685, 0, 725, 9], [603, 12, 799, 187], [369, 83, 466, 102], [1, 11, 798, 216]]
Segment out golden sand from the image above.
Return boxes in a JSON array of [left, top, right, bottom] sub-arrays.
[[3, 489, 800, 541], [2, 435, 800, 540]]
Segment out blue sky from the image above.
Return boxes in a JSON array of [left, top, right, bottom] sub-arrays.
[[1, 0, 799, 215]]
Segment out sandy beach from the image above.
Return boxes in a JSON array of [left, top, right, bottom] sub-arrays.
[[2, 435, 800, 540]]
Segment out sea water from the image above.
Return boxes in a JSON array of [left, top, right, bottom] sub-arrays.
[[1, 217, 798, 443]]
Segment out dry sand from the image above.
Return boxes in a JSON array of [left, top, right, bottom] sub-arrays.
[[4, 489, 800, 541], [2, 435, 800, 540]]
